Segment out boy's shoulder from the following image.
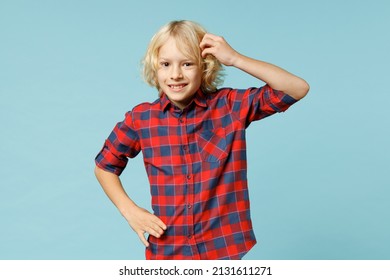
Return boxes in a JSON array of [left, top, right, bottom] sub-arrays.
[[205, 87, 234, 100], [207, 87, 251, 103], [209, 87, 251, 98], [131, 97, 162, 113], [123, 97, 164, 126]]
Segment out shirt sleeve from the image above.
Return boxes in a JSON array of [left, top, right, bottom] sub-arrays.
[[95, 111, 141, 175], [226, 84, 298, 127]]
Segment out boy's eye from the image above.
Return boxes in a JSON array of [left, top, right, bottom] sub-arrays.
[[183, 62, 193, 67], [160, 62, 169, 67]]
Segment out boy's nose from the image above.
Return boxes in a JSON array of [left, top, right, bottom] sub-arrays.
[[170, 66, 183, 80]]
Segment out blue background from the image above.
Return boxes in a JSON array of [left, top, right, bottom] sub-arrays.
[[1, 0, 389, 260]]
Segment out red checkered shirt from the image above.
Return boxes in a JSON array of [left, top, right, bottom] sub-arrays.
[[95, 85, 297, 259]]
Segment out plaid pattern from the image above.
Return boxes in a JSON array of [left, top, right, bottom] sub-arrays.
[[95, 85, 297, 259]]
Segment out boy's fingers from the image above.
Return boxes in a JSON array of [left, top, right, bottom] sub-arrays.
[[201, 34, 224, 47], [148, 229, 162, 239], [154, 218, 167, 230], [147, 223, 165, 237], [200, 37, 211, 45], [148, 214, 166, 230], [137, 232, 149, 247], [200, 37, 215, 49], [203, 33, 219, 41], [202, 48, 215, 58]]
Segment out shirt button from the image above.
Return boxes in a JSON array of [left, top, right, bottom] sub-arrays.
[[187, 235, 192, 239], [186, 175, 192, 180], [179, 118, 184, 123], [183, 145, 187, 151], [187, 204, 192, 209]]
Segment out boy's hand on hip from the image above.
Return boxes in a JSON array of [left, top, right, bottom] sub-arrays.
[[125, 206, 167, 247]]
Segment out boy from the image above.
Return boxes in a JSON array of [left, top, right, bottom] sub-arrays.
[[95, 20, 309, 260]]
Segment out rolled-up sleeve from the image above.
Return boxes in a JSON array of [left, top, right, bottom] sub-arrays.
[[227, 84, 298, 127], [95, 111, 141, 175]]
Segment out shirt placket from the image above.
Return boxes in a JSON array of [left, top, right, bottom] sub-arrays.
[[178, 111, 200, 259]]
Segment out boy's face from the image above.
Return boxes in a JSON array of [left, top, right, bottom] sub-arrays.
[[157, 37, 202, 110]]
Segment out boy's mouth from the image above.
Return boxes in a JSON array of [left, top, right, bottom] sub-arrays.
[[169, 84, 187, 90]]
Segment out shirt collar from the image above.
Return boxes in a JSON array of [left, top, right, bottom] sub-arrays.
[[160, 93, 171, 111], [160, 89, 208, 112]]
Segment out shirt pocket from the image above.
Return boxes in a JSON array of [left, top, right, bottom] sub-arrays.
[[196, 128, 228, 162]]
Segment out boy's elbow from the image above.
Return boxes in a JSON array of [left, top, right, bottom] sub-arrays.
[[94, 165, 103, 178], [293, 79, 310, 100]]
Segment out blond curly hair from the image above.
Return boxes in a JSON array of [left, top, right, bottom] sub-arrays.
[[142, 20, 224, 94]]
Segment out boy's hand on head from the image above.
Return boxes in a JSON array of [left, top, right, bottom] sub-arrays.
[[200, 33, 239, 66], [125, 206, 167, 247]]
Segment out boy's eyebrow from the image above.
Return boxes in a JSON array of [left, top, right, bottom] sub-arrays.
[[158, 57, 194, 62]]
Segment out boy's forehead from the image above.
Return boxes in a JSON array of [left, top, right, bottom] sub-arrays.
[[158, 37, 195, 59], [164, 36, 190, 49]]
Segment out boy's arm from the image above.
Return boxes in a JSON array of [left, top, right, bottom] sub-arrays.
[[94, 166, 166, 247], [200, 33, 310, 100]]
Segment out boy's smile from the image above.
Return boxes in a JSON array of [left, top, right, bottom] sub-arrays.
[[157, 37, 202, 109], [168, 83, 187, 91]]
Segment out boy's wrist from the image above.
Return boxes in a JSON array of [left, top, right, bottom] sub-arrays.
[[118, 199, 138, 219], [230, 52, 246, 69]]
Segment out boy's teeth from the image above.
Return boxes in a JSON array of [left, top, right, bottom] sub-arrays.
[[170, 85, 184, 89]]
